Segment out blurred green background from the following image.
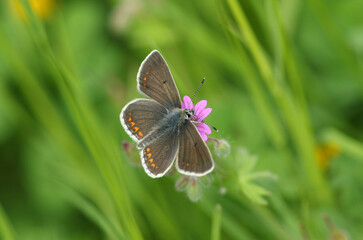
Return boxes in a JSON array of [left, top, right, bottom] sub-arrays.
[[1, 0, 363, 239]]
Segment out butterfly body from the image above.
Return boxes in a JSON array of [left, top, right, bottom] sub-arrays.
[[137, 108, 186, 148], [120, 50, 214, 178]]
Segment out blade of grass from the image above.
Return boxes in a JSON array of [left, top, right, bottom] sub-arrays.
[[200, 199, 255, 240], [56, 181, 126, 240], [16, 1, 143, 239], [2, 2, 143, 239], [305, 0, 363, 93], [269, 0, 308, 114], [0, 204, 16, 240], [211, 204, 222, 240], [226, 0, 331, 204], [215, 191, 297, 240], [217, 0, 286, 149], [321, 128, 363, 162]]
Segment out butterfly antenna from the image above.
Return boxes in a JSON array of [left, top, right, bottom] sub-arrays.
[[202, 120, 219, 132], [191, 77, 205, 101]]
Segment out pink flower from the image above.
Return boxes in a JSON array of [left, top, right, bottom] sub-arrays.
[[181, 96, 212, 141]]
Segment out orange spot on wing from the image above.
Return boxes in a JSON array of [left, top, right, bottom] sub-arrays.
[[182, 162, 185, 165], [129, 112, 131, 115], [151, 163, 155, 168], [133, 127, 139, 132], [143, 83, 146, 88], [146, 153, 152, 158], [186, 163, 190, 167], [128, 117, 132, 121], [148, 158, 154, 163], [138, 131, 143, 137], [143, 77, 147, 81], [130, 122, 135, 127], [146, 72, 149, 75], [156, 166, 159, 169], [146, 148, 150, 152]]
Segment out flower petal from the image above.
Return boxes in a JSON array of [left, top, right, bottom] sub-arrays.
[[182, 96, 193, 110], [198, 108, 212, 121], [194, 100, 207, 117], [197, 123, 212, 134], [200, 133, 208, 141]]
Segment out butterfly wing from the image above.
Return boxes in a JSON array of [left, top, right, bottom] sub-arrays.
[[177, 121, 214, 176], [141, 127, 179, 178], [137, 50, 182, 110], [120, 99, 168, 142]]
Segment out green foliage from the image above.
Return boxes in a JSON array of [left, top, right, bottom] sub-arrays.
[[236, 148, 277, 205], [1, 0, 363, 239]]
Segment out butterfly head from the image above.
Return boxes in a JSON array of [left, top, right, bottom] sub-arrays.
[[184, 108, 195, 120]]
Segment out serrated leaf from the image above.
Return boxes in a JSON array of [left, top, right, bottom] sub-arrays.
[[236, 148, 258, 174]]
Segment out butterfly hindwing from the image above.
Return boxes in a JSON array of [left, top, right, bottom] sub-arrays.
[[121, 50, 215, 178], [120, 99, 168, 142], [137, 50, 182, 110], [177, 120, 214, 176], [141, 127, 179, 178]]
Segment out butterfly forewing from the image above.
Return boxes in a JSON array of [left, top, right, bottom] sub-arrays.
[[177, 121, 214, 176], [141, 127, 179, 178], [121, 50, 215, 178], [137, 50, 182, 110], [120, 99, 168, 142]]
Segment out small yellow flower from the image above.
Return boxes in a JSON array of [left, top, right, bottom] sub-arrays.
[[11, 0, 55, 21], [315, 142, 341, 170]]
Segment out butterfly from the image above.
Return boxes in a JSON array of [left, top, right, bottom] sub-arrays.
[[120, 50, 214, 178]]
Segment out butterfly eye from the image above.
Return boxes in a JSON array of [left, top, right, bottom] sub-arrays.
[[184, 110, 193, 119], [184, 112, 189, 119]]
